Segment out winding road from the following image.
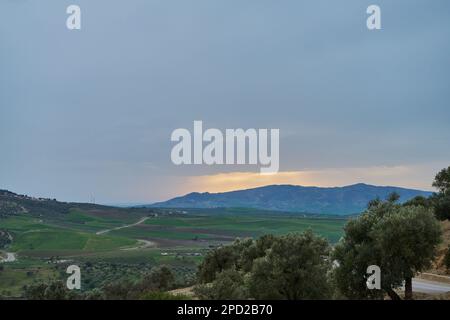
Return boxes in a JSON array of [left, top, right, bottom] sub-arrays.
[[121, 239, 156, 251], [95, 216, 156, 250], [95, 217, 150, 235]]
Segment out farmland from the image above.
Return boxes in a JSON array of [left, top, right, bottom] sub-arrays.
[[0, 205, 347, 298]]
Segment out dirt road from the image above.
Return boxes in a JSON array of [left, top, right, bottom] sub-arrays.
[[95, 217, 150, 235]]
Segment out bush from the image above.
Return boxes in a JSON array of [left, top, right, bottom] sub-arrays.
[[248, 231, 332, 300], [139, 265, 175, 292], [23, 281, 76, 300], [194, 269, 249, 300]]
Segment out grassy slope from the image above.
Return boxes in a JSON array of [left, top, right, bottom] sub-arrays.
[[2, 213, 136, 253]]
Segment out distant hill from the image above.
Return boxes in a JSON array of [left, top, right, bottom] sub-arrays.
[[0, 189, 159, 219], [0, 189, 115, 218], [150, 183, 434, 215]]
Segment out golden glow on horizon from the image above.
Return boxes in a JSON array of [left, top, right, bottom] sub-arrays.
[[176, 165, 437, 195], [185, 171, 316, 193]]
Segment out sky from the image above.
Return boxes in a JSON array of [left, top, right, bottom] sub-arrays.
[[1, 0, 450, 204]]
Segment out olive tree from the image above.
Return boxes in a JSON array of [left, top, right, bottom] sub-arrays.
[[196, 231, 332, 300], [333, 199, 442, 300], [248, 231, 332, 300]]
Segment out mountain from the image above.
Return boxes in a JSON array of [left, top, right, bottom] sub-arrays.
[[150, 183, 434, 215]]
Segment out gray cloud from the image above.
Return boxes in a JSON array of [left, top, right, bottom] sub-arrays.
[[1, 0, 449, 203]]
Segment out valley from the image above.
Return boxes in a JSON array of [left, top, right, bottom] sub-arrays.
[[2, 187, 448, 300], [0, 196, 347, 298]]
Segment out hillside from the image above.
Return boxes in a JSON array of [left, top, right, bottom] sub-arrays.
[[0, 189, 109, 218], [150, 183, 434, 215], [0, 189, 347, 298], [0, 189, 156, 219]]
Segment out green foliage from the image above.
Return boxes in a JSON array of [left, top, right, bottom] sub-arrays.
[[101, 279, 135, 299], [81, 288, 106, 300], [99, 265, 176, 299], [431, 166, 450, 221], [20, 264, 178, 300], [0, 200, 26, 218], [196, 235, 278, 284], [433, 166, 450, 195], [367, 197, 382, 209], [23, 281, 76, 300], [238, 235, 275, 273], [196, 231, 332, 300], [248, 231, 332, 300], [139, 265, 175, 292], [333, 200, 442, 300], [197, 244, 245, 283], [403, 195, 432, 208], [0, 230, 12, 249], [194, 269, 249, 300], [70, 261, 157, 292], [433, 194, 450, 221], [387, 192, 400, 203]]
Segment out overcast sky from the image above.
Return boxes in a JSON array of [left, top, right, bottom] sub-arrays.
[[1, 0, 449, 204]]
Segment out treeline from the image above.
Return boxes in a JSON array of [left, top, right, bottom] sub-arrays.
[[52, 261, 196, 292], [20, 265, 190, 300], [194, 198, 441, 300]]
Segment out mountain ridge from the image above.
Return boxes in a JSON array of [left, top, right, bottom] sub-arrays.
[[149, 183, 434, 215]]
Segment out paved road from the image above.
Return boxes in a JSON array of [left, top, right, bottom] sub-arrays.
[[412, 278, 450, 294], [95, 217, 149, 235]]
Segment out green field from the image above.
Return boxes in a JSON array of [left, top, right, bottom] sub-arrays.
[[0, 207, 348, 297], [0, 214, 136, 252], [144, 215, 346, 240], [1, 210, 346, 257]]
